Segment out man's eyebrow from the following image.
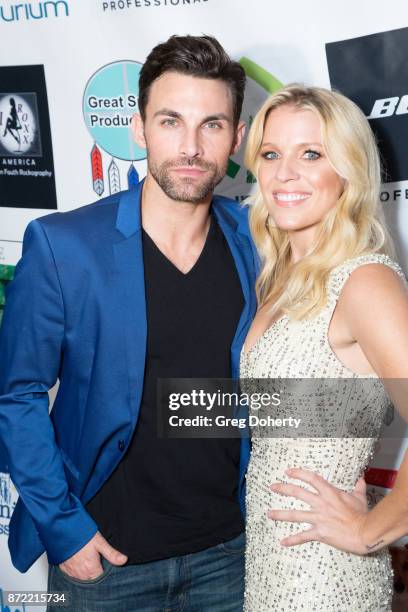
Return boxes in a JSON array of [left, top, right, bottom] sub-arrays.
[[153, 110, 231, 123], [153, 109, 182, 118], [202, 113, 231, 123]]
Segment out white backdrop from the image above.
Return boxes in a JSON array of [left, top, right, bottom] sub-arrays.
[[1, 1, 408, 609]]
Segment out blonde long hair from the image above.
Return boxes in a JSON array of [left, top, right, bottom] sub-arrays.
[[245, 84, 394, 320]]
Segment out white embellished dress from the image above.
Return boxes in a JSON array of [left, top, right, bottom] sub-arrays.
[[240, 254, 406, 611]]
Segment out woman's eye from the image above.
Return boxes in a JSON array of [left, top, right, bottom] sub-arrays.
[[303, 149, 321, 160], [262, 151, 279, 160]]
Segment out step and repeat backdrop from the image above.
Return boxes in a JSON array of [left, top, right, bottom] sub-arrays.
[[1, 0, 408, 609]]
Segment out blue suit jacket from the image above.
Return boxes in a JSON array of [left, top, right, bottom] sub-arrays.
[[0, 181, 258, 573]]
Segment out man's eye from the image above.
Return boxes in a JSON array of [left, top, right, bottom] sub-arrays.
[[262, 151, 279, 160], [303, 149, 321, 160], [162, 118, 177, 127], [205, 122, 221, 129]]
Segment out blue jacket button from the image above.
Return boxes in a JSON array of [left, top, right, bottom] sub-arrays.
[[118, 440, 125, 452]]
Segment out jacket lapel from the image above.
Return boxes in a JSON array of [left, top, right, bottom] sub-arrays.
[[112, 183, 147, 420], [212, 199, 256, 511], [212, 199, 257, 379]]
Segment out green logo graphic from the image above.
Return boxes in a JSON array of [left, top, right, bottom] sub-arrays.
[[239, 57, 283, 94], [226, 58, 283, 181], [0, 264, 14, 327]]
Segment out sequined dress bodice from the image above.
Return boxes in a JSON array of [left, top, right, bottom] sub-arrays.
[[240, 255, 406, 611]]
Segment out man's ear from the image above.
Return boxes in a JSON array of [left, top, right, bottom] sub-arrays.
[[131, 113, 146, 149], [231, 120, 246, 156]]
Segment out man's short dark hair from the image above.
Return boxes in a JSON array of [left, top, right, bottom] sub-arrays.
[[138, 34, 246, 127]]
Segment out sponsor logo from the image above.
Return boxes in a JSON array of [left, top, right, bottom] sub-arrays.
[[0, 93, 42, 157], [83, 61, 144, 162], [82, 57, 282, 201], [0, 65, 57, 209], [0, 472, 17, 538], [368, 95, 408, 119], [0, 1, 69, 22], [326, 26, 408, 183], [0, 264, 14, 326], [219, 57, 282, 202], [380, 185, 408, 203], [101, 0, 209, 11], [82, 60, 144, 196]]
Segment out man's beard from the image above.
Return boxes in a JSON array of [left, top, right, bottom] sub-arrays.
[[148, 156, 227, 203]]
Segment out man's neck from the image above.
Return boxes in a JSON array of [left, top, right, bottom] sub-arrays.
[[141, 173, 213, 248], [140, 174, 213, 274]]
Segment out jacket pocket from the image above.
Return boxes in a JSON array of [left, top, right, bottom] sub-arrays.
[[55, 557, 114, 586]]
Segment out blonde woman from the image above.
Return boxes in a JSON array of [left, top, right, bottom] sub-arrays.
[[241, 84, 408, 611]]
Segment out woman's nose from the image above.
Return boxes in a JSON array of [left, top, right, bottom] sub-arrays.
[[274, 157, 300, 182]]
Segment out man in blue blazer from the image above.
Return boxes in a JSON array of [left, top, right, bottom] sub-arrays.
[[0, 35, 257, 610]]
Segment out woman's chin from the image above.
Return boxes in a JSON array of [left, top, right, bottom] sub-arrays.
[[271, 219, 306, 232]]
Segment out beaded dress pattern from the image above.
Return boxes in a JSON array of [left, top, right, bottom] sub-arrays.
[[240, 254, 407, 611]]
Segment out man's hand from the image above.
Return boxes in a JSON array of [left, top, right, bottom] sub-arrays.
[[59, 531, 128, 580]]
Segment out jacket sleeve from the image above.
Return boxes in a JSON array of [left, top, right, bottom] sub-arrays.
[[0, 219, 98, 565]]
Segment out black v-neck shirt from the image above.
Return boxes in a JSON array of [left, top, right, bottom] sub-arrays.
[[86, 214, 245, 563]]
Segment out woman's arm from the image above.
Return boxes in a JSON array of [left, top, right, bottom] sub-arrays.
[[268, 262, 408, 554]]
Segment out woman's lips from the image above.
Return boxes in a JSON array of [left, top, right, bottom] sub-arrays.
[[273, 191, 311, 207]]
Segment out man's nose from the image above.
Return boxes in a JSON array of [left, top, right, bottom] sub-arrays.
[[179, 127, 203, 159]]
